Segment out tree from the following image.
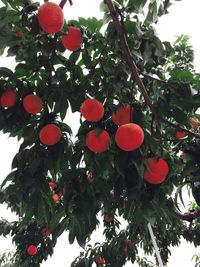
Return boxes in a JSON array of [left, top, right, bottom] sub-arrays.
[[0, 0, 200, 266]]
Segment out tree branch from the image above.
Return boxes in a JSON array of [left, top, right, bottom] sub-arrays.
[[104, 0, 156, 117], [59, 0, 72, 9], [140, 71, 178, 91], [161, 118, 200, 139], [176, 209, 200, 222]]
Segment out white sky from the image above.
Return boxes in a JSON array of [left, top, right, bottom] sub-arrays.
[[0, 0, 200, 266]]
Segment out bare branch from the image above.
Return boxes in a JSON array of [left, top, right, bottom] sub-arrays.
[[104, 0, 157, 117], [59, 0, 72, 9], [176, 209, 200, 222]]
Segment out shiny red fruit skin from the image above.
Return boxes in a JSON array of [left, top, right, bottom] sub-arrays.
[[38, 2, 64, 33], [15, 33, 24, 38], [61, 26, 83, 51], [144, 157, 169, 184], [23, 94, 43, 114], [39, 124, 62, 146], [86, 130, 110, 153], [52, 193, 59, 203], [0, 89, 18, 108], [112, 105, 132, 126], [27, 245, 37, 256], [49, 181, 56, 190], [115, 123, 144, 151], [175, 131, 186, 139], [80, 98, 104, 122]]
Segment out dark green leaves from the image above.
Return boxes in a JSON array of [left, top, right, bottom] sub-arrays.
[[127, 0, 148, 13]]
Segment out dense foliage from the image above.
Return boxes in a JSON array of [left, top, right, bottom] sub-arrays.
[[0, 0, 200, 266]]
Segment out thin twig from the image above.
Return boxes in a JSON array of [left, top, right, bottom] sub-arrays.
[[161, 118, 200, 139], [104, 0, 156, 117], [104, 65, 121, 105], [59, 0, 72, 9], [140, 71, 177, 90]]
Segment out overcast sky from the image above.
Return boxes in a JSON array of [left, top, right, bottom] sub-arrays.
[[0, 0, 200, 266]]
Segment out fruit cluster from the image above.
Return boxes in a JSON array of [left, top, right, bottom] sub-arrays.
[[80, 99, 144, 152], [38, 2, 83, 51], [80, 98, 170, 184]]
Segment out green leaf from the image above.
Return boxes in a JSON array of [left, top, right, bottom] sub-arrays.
[[0, 67, 14, 77], [145, 0, 158, 25], [127, 0, 148, 13], [1, 170, 16, 188]]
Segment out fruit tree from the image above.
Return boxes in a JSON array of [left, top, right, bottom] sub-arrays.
[[0, 0, 200, 266]]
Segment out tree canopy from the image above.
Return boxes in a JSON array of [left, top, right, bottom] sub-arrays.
[[0, 0, 200, 266]]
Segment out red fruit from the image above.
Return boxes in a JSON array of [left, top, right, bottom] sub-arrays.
[[122, 200, 126, 209], [23, 94, 43, 114], [144, 157, 169, 184], [52, 193, 59, 203], [191, 118, 198, 129], [39, 124, 62, 146], [49, 181, 56, 190], [27, 245, 37, 256], [180, 151, 187, 161], [15, 33, 24, 38], [86, 130, 110, 153], [104, 215, 113, 223], [124, 239, 131, 245], [175, 131, 186, 139], [61, 26, 83, 51], [80, 98, 104, 122], [59, 191, 63, 197], [123, 246, 129, 256], [86, 171, 94, 182], [37, 2, 64, 33], [112, 105, 132, 126], [110, 190, 115, 200], [41, 227, 51, 237], [97, 257, 105, 265], [115, 123, 144, 151], [0, 89, 18, 108]]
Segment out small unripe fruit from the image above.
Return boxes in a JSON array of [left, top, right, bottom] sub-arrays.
[[80, 98, 104, 122], [0, 89, 18, 108], [61, 26, 83, 51], [37, 2, 64, 33], [86, 129, 110, 153], [23, 94, 43, 114], [115, 123, 144, 151], [144, 157, 169, 184], [27, 245, 37, 256], [39, 124, 62, 146], [112, 105, 132, 126]]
